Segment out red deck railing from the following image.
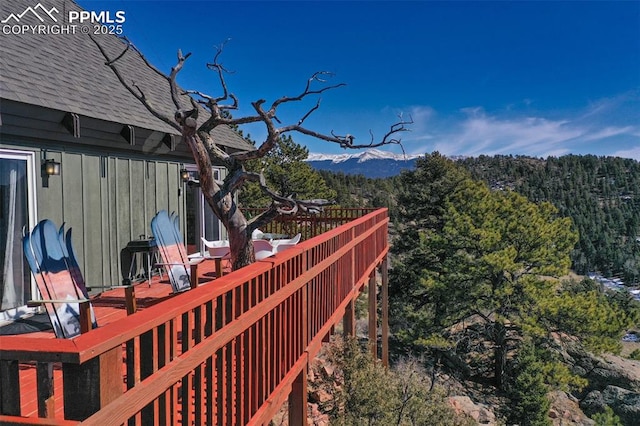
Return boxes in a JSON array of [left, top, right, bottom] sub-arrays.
[[242, 207, 378, 241], [0, 208, 390, 425]]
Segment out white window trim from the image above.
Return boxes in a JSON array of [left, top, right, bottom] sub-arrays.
[[0, 149, 39, 322], [184, 164, 223, 255]]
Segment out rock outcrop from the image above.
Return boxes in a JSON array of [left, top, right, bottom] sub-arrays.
[[448, 396, 497, 425], [580, 386, 640, 426], [548, 390, 595, 425], [566, 346, 640, 393], [560, 343, 640, 425]]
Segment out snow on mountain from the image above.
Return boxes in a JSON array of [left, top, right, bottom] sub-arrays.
[[307, 149, 422, 164], [306, 149, 423, 178]]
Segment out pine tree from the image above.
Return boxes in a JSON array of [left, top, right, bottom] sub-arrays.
[[239, 135, 336, 208], [505, 343, 552, 426], [390, 153, 635, 391]]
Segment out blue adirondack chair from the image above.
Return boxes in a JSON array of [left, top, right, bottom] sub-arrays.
[[23, 220, 97, 338], [151, 210, 205, 293]]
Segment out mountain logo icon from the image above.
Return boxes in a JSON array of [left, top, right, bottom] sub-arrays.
[[1, 3, 59, 24]]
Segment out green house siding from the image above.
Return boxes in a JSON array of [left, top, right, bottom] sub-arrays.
[[1, 142, 189, 290], [62, 153, 185, 288]]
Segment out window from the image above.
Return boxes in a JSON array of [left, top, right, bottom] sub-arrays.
[[0, 150, 37, 319], [184, 166, 223, 255]]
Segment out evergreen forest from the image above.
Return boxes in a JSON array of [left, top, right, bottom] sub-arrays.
[[317, 153, 640, 286], [240, 139, 640, 424], [459, 155, 640, 284]]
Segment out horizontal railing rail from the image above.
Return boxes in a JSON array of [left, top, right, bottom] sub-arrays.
[[242, 207, 378, 241], [0, 208, 389, 425]]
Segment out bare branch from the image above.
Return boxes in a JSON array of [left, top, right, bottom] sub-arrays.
[[246, 205, 285, 234], [168, 49, 192, 111], [245, 171, 297, 206], [196, 46, 413, 160], [95, 34, 413, 270], [297, 99, 321, 126], [377, 114, 414, 145], [223, 100, 281, 163], [196, 131, 234, 169], [205, 38, 235, 105], [104, 41, 130, 65], [183, 90, 214, 103], [89, 34, 181, 132], [279, 114, 413, 150], [238, 170, 333, 228], [193, 39, 245, 135], [119, 36, 172, 81], [117, 36, 190, 111], [206, 70, 345, 144], [267, 71, 346, 116]]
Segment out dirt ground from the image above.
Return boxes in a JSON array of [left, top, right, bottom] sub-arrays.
[[621, 340, 640, 357]]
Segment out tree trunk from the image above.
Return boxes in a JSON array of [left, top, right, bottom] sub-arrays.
[[494, 323, 507, 389], [182, 126, 255, 270], [227, 224, 255, 270]]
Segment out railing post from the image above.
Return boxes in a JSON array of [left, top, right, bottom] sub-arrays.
[[288, 361, 308, 426], [190, 263, 199, 288], [368, 270, 377, 359], [62, 346, 123, 420], [124, 285, 137, 315], [381, 257, 389, 367], [37, 362, 55, 418], [0, 360, 20, 416], [302, 253, 309, 348], [343, 297, 355, 337], [79, 300, 92, 334], [215, 258, 223, 278]]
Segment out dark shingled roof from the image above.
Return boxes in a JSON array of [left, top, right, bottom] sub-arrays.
[[0, 0, 253, 152]]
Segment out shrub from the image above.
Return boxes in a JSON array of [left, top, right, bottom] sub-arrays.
[[322, 336, 473, 426]]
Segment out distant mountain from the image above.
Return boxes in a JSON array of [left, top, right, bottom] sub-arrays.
[[306, 149, 423, 178]]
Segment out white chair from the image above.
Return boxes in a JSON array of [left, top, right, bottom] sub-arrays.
[[272, 233, 302, 253], [251, 229, 265, 240], [201, 238, 230, 258], [200, 238, 230, 277], [253, 239, 277, 260], [253, 233, 302, 260], [203, 233, 302, 264]]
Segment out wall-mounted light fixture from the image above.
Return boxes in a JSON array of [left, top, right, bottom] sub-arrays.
[[180, 168, 190, 182], [42, 159, 61, 176]]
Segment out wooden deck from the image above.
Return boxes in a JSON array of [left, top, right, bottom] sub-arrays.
[[9, 256, 229, 339], [7, 257, 230, 420], [0, 209, 389, 425]]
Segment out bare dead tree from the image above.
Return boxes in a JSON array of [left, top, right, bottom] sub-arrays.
[[91, 36, 412, 270]]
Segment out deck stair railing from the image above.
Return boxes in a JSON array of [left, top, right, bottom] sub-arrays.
[[0, 208, 389, 425]]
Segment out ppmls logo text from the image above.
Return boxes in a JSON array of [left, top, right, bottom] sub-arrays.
[[68, 10, 126, 24], [2, 3, 126, 35]]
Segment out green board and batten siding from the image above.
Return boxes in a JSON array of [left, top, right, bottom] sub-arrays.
[[14, 146, 188, 289]]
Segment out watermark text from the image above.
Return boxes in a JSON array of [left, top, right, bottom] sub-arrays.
[[1, 3, 126, 36]]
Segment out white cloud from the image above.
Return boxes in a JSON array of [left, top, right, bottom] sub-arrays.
[[579, 90, 639, 122], [580, 126, 635, 142], [407, 105, 435, 122], [613, 146, 640, 161], [304, 92, 639, 158], [430, 113, 582, 157], [406, 97, 639, 158]]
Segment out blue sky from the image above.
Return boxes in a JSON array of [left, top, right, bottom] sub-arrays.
[[77, 1, 640, 159]]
